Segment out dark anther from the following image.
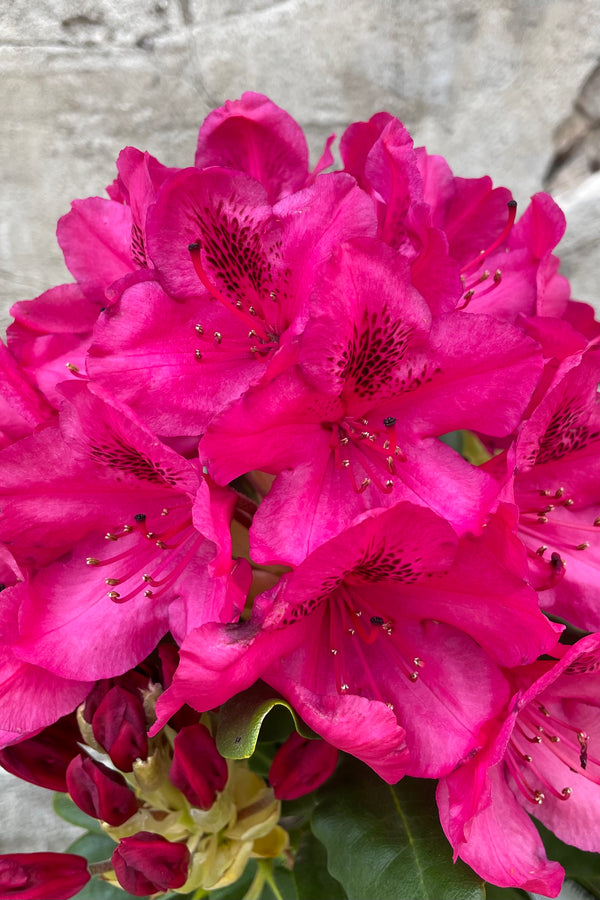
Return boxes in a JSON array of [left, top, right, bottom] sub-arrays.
[[188, 242, 200, 251], [0, 583, 5, 592], [383, 416, 397, 427], [99, 307, 107, 312], [134, 513, 147, 522], [507, 199, 517, 209], [550, 551, 564, 571], [370, 615, 384, 626]]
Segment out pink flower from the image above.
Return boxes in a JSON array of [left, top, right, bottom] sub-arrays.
[[153, 503, 558, 782], [341, 112, 570, 322], [437, 633, 600, 897], [510, 347, 600, 629], [202, 237, 543, 563], [0, 383, 247, 684], [87, 167, 376, 436]]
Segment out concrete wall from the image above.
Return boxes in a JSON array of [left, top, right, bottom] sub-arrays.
[[2, 0, 600, 857]]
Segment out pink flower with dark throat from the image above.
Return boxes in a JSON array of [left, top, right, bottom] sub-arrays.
[[0, 382, 247, 686], [202, 237, 543, 563], [437, 633, 600, 897], [154, 502, 558, 782]]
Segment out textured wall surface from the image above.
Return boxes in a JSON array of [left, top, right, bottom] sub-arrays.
[[2, 0, 600, 860]]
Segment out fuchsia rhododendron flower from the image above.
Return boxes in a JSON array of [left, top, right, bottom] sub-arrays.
[[437, 633, 600, 896], [3, 91, 600, 899]]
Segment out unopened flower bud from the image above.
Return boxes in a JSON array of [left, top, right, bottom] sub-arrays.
[[92, 685, 148, 771], [169, 723, 228, 809], [269, 731, 338, 800], [111, 832, 190, 896], [66, 755, 138, 827], [0, 714, 81, 792], [0, 852, 90, 899]]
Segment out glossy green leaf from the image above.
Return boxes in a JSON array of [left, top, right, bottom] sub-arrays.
[[312, 757, 484, 900], [53, 791, 103, 833], [66, 830, 117, 863], [216, 681, 316, 759], [294, 830, 347, 900], [483, 886, 531, 899], [68, 876, 142, 900]]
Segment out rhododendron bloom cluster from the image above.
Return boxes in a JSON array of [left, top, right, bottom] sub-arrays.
[[1, 92, 600, 899]]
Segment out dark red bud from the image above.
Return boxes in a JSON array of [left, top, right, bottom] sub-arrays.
[[169, 723, 228, 809], [92, 685, 148, 771], [0, 713, 81, 792], [83, 673, 147, 724], [0, 853, 90, 899], [157, 642, 179, 689], [66, 754, 139, 826], [269, 731, 339, 800], [111, 833, 190, 896]]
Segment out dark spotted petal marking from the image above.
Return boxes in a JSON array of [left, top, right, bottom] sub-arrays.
[[88, 435, 182, 487]]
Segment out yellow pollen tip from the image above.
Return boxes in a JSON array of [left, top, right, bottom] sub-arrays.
[[105, 578, 120, 586], [86, 558, 100, 566]]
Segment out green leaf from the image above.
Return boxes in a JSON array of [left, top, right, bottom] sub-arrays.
[[483, 885, 531, 899], [68, 877, 143, 900], [66, 830, 117, 863], [312, 757, 484, 900], [53, 792, 103, 833], [215, 681, 316, 759], [294, 831, 347, 900]]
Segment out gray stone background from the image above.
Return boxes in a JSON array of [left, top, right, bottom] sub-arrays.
[[1, 0, 600, 889]]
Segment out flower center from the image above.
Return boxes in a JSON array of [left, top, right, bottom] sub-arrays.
[[325, 414, 405, 494], [188, 241, 280, 356], [506, 701, 600, 805], [327, 584, 424, 706], [517, 484, 600, 586], [86, 506, 203, 603]]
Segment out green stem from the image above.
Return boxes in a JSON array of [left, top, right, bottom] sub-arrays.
[[261, 860, 285, 900], [242, 863, 267, 900]]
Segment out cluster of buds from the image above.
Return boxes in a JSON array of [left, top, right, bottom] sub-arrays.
[[0, 653, 304, 897]]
